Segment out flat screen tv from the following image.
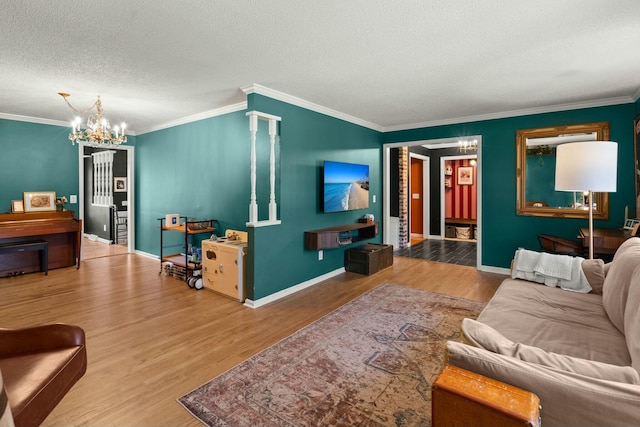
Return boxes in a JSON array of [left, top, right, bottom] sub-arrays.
[[323, 160, 370, 213]]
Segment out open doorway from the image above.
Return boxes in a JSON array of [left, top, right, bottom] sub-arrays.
[[409, 153, 429, 245], [77, 142, 135, 259], [383, 136, 482, 267], [441, 155, 478, 240]]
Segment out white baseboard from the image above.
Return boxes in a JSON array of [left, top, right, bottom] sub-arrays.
[[135, 250, 159, 260], [130, 251, 511, 301], [478, 264, 510, 275], [244, 267, 345, 309], [83, 233, 113, 245], [137, 249, 345, 308]]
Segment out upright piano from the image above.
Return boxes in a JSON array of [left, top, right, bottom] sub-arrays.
[[0, 211, 82, 277]]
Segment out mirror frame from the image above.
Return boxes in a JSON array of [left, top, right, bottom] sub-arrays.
[[516, 121, 610, 219]]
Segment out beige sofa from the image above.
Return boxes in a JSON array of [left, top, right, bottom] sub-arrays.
[[447, 237, 640, 427]]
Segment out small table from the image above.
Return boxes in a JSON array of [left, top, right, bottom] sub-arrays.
[[578, 227, 632, 255]]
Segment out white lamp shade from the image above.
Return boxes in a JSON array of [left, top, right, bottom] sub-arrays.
[[555, 141, 617, 192]]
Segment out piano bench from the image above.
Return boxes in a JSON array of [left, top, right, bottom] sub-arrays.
[[0, 240, 48, 276]]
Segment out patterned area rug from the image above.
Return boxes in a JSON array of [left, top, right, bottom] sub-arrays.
[[178, 283, 485, 427]]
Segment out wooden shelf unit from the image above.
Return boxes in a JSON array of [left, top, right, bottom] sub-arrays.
[[445, 218, 477, 241], [304, 221, 378, 250], [158, 217, 217, 283]]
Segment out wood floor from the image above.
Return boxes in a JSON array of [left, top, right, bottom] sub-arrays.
[[0, 242, 506, 426]]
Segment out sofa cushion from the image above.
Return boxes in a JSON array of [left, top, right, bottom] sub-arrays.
[[624, 265, 640, 373], [462, 318, 639, 384], [582, 258, 606, 295], [477, 278, 630, 366], [603, 237, 640, 333]]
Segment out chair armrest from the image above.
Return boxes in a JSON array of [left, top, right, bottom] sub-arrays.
[[447, 341, 640, 427], [0, 324, 85, 358]]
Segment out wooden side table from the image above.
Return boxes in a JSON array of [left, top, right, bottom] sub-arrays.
[[432, 365, 540, 427], [578, 227, 631, 255]]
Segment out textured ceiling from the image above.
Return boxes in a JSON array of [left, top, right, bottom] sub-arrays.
[[1, 0, 639, 134]]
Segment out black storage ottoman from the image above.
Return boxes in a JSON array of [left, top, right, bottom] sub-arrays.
[[344, 243, 393, 275]]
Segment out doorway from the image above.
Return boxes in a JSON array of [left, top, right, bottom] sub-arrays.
[[409, 153, 429, 245], [383, 136, 482, 267], [77, 142, 135, 259], [441, 155, 478, 240]]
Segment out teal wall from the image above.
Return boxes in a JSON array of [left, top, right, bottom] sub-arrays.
[[135, 111, 249, 256], [384, 103, 637, 268], [246, 94, 383, 300], [2, 97, 637, 299], [525, 154, 574, 207], [134, 97, 382, 301], [0, 119, 82, 212]]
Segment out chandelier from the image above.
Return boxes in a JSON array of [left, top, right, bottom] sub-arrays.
[[459, 139, 477, 153], [58, 93, 127, 146]]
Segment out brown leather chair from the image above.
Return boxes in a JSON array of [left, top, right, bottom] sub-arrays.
[[0, 369, 14, 427], [0, 324, 87, 427]]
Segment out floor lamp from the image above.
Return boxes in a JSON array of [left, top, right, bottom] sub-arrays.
[[555, 141, 618, 259]]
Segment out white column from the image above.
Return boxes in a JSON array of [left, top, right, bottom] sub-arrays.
[[93, 160, 98, 205], [246, 111, 282, 227], [91, 151, 115, 206], [268, 118, 277, 222], [248, 113, 258, 224]]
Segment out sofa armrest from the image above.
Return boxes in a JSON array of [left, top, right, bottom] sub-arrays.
[[447, 341, 640, 427], [0, 324, 85, 358]]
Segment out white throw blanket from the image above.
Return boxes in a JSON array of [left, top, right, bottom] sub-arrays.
[[511, 248, 592, 293]]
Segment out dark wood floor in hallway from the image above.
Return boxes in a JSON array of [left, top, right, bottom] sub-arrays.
[[395, 239, 477, 266]]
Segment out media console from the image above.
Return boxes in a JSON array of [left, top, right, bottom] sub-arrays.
[[304, 221, 379, 250]]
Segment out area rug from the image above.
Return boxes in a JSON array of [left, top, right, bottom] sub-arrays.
[[178, 283, 485, 427]]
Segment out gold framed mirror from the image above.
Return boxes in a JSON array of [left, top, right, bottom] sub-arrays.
[[516, 122, 610, 219]]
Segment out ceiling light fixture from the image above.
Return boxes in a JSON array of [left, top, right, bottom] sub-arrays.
[[459, 139, 477, 153], [58, 93, 127, 146]]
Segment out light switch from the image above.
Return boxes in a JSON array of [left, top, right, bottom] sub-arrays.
[[70, 195, 77, 204]]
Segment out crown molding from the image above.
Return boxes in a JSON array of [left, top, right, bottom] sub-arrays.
[[0, 112, 139, 136], [0, 112, 69, 128], [2, 90, 635, 138], [241, 84, 384, 132], [383, 96, 635, 132], [136, 101, 247, 135], [632, 86, 640, 103]]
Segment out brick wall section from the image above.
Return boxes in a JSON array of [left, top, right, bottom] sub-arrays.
[[398, 147, 409, 248]]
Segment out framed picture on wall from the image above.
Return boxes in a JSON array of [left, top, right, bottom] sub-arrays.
[[23, 191, 56, 212], [457, 166, 473, 185], [114, 177, 127, 192]]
